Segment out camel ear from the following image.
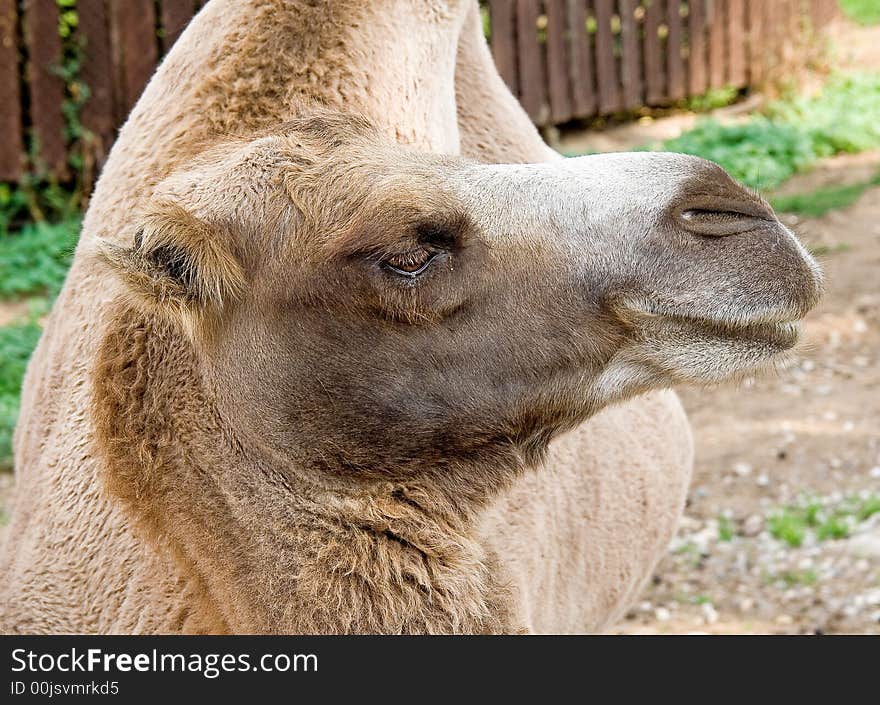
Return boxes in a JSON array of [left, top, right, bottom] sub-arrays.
[[98, 202, 244, 333]]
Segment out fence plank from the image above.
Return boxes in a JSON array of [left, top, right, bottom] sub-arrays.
[[619, 0, 642, 109], [778, 0, 794, 72], [746, 0, 764, 84], [0, 0, 23, 181], [545, 0, 571, 123], [516, 0, 546, 122], [785, 0, 802, 63], [160, 0, 199, 52], [815, 0, 839, 25], [566, 0, 595, 116], [594, 0, 621, 113], [488, 0, 518, 93], [110, 0, 158, 120], [688, 0, 708, 96], [666, 0, 685, 101], [809, 0, 822, 28], [78, 0, 115, 167], [643, 0, 665, 104], [762, 0, 778, 70], [727, 0, 746, 86], [708, 0, 726, 88], [0, 0, 847, 186], [23, 0, 67, 177]]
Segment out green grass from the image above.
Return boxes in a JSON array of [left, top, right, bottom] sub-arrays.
[[718, 515, 735, 542], [767, 496, 880, 548], [674, 541, 698, 555], [0, 181, 83, 236], [0, 216, 80, 469], [0, 217, 80, 298], [770, 170, 880, 217], [659, 73, 880, 190], [684, 85, 740, 113], [816, 515, 851, 541], [839, 0, 880, 25], [776, 569, 819, 587], [856, 496, 880, 521], [0, 320, 43, 469], [663, 118, 814, 190], [803, 500, 824, 528], [769, 510, 807, 547], [767, 74, 880, 155]]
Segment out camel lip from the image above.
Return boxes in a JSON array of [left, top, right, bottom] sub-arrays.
[[621, 302, 803, 350], [667, 315, 801, 349]]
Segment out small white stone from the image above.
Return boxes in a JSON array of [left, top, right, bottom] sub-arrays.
[[756, 473, 770, 487], [654, 607, 671, 622], [743, 514, 763, 536], [701, 603, 719, 625], [733, 462, 752, 477], [869, 467, 880, 479], [854, 595, 866, 609], [846, 533, 880, 559]]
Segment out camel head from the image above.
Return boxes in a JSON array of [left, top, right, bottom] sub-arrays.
[[98, 113, 822, 482]]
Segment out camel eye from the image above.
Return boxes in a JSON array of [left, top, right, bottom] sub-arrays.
[[382, 249, 437, 278]]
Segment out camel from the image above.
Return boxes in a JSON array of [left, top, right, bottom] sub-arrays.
[[0, 0, 822, 634]]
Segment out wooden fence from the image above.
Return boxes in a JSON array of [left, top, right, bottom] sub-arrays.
[[488, 0, 841, 125], [0, 0, 841, 185], [0, 0, 205, 183]]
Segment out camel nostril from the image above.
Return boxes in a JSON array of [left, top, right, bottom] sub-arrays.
[[675, 199, 777, 237]]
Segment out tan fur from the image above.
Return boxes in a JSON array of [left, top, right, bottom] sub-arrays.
[[0, 1, 819, 634]]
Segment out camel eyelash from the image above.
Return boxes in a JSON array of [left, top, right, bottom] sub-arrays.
[[382, 249, 439, 278]]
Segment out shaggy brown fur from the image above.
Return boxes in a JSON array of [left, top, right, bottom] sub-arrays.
[[92, 304, 514, 633]]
